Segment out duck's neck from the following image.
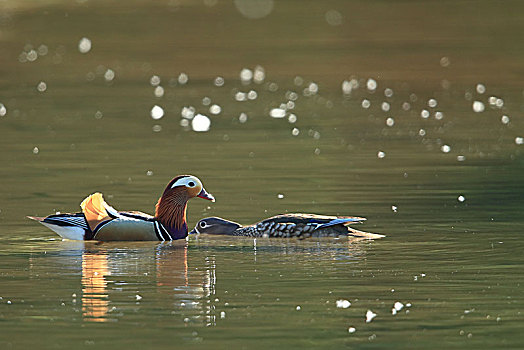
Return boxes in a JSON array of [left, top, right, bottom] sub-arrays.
[[155, 192, 189, 239]]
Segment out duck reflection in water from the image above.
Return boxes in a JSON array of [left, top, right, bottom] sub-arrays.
[[154, 242, 217, 326], [155, 241, 188, 289], [81, 249, 111, 322], [79, 241, 216, 324]]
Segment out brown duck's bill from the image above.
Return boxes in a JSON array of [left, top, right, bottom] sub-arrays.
[[197, 188, 215, 202]]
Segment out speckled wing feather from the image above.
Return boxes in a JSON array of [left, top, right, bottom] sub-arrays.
[[259, 213, 366, 224], [250, 213, 367, 238]]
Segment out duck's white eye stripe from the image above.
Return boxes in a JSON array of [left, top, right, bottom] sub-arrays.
[[171, 176, 201, 189]]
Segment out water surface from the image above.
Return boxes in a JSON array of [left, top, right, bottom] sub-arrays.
[[0, 1, 523, 349]]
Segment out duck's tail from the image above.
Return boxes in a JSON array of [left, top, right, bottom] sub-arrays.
[[27, 215, 87, 240], [347, 227, 385, 240]]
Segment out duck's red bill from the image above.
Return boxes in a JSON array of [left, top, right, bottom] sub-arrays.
[[197, 188, 215, 202]]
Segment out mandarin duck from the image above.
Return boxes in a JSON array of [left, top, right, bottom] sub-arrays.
[[28, 175, 214, 241], [190, 214, 384, 239]]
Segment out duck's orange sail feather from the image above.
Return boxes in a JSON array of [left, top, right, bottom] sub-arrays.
[[80, 193, 111, 231]]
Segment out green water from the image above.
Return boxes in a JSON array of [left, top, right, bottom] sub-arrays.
[[1, 1, 523, 349]]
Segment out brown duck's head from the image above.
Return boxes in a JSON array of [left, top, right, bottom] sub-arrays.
[[189, 217, 242, 235], [162, 175, 215, 202], [155, 175, 214, 228]]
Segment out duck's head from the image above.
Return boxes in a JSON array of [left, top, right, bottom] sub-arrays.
[[162, 175, 215, 202], [155, 175, 214, 231], [190, 217, 241, 235]]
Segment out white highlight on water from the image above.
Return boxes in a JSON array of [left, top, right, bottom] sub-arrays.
[[366, 78, 377, 92], [78, 37, 92, 53], [37, 81, 47, 92], [394, 302, 404, 311], [209, 104, 222, 115], [239, 113, 248, 123], [178, 73, 188, 85], [150, 75, 161, 86], [152, 125, 162, 132], [440, 56, 450, 67], [234, 0, 274, 19], [270, 108, 286, 118], [214, 76, 224, 87], [240, 68, 253, 84], [181, 106, 195, 119], [154, 86, 164, 98], [336, 299, 351, 308], [476, 83, 486, 94], [253, 66, 265, 84], [307, 82, 319, 95], [366, 310, 377, 323], [472, 101, 485, 113], [104, 69, 115, 82], [192, 114, 211, 132], [325, 9, 343, 26], [150, 105, 164, 120], [235, 92, 247, 101]]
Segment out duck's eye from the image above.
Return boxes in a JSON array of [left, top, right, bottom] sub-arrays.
[[188, 181, 195, 187], [199, 221, 206, 228]]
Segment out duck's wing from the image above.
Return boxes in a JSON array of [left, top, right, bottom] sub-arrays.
[[262, 213, 366, 227], [91, 216, 166, 241], [118, 211, 155, 221], [80, 193, 115, 231], [255, 213, 372, 238]]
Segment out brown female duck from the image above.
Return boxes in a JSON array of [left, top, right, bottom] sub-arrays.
[[190, 214, 384, 239]]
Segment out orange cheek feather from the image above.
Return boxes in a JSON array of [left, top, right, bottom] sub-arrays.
[[187, 185, 202, 198]]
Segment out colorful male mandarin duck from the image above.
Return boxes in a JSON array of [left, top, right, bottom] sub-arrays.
[[190, 214, 384, 239], [28, 175, 214, 241]]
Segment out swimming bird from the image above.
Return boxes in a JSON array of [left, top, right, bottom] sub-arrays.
[[190, 214, 384, 239], [28, 175, 215, 241]]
